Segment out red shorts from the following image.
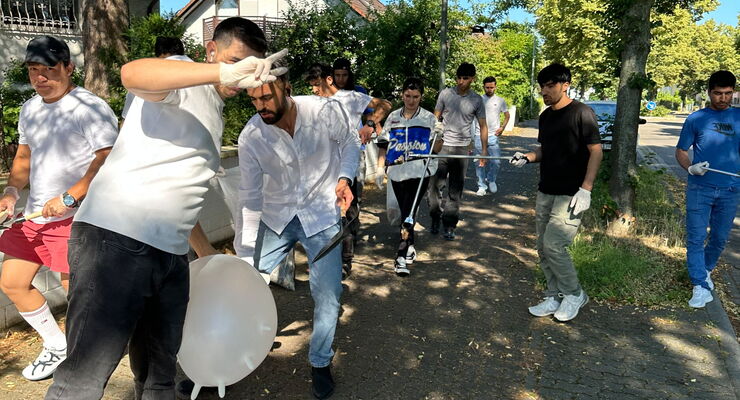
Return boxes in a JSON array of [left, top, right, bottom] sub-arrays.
[[0, 217, 74, 273]]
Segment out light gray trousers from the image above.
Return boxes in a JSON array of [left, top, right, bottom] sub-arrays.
[[535, 191, 584, 297]]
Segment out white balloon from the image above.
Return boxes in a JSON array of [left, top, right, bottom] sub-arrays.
[[179, 255, 278, 399]]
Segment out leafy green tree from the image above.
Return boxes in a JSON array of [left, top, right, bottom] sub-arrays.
[[271, 2, 362, 95], [648, 6, 739, 107], [534, 0, 612, 96], [456, 23, 540, 120]]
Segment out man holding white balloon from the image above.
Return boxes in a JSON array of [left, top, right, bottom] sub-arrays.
[[234, 68, 360, 399], [46, 18, 287, 400]]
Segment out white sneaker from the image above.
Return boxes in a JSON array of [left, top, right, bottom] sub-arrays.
[[475, 187, 486, 196], [528, 297, 561, 317], [488, 182, 498, 194], [554, 291, 589, 322], [22, 345, 66, 381], [405, 245, 417, 264], [688, 285, 713, 308], [705, 274, 714, 291], [394, 257, 410, 277]]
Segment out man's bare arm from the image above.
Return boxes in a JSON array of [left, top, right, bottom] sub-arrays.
[[121, 59, 221, 102], [581, 143, 603, 191], [189, 222, 219, 258], [675, 148, 691, 171]]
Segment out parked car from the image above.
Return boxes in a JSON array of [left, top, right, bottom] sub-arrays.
[[584, 101, 647, 151]]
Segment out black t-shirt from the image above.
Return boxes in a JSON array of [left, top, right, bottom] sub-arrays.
[[538, 100, 601, 196]]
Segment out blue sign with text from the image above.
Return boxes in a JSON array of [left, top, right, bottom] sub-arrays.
[[385, 125, 432, 166]]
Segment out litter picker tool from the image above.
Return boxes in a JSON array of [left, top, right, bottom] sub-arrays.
[[0, 211, 43, 231], [312, 214, 357, 263], [408, 153, 511, 161], [705, 167, 740, 178], [403, 129, 442, 226]]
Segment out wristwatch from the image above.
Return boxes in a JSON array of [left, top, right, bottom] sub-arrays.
[[61, 192, 78, 208]]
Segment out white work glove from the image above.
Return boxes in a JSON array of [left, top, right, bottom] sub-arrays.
[[569, 187, 592, 215], [375, 172, 385, 189], [0, 186, 19, 221], [509, 152, 529, 168], [688, 161, 709, 176], [219, 48, 289, 89], [433, 121, 444, 136]]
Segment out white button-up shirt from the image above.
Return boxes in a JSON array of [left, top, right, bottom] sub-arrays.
[[235, 95, 361, 260]]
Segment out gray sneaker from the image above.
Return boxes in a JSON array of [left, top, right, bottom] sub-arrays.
[[528, 296, 561, 317], [705, 274, 714, 291], [554, 291, 589, 322]]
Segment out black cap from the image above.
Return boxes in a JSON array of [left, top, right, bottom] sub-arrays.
[[25, 36, 71, 66], [456, 62, 476, 77], [332, 57, 351, 71]]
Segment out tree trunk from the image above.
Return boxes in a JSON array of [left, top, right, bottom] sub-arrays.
[[82, 0, 129, 99], [608, 0, 654, 235]]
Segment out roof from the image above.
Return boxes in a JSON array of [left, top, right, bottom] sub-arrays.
[[177, 0, 385, 20], [343, 0, 385, 19]]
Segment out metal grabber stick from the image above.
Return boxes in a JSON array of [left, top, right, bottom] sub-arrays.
[[403, 129, 441, 226], [408, 153, 511, 160], [705, 167, 740, 178]]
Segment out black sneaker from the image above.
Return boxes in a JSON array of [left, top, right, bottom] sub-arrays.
[[443, 228, 455, 241], [342, 262, 352, 280], [430, 218, 440, 234], [311, 366, 335, 399]]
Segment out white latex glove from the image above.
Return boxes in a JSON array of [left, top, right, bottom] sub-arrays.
[[219, 48, 289, 89], [569, 187, 592, 215], [375, 173, 384, 189], [688, 161, 709, 176], [0, 186, 19, 221], [509, 152, 529, 168]]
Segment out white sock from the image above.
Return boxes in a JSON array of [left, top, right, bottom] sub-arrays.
[[19, 302, 66, 351]]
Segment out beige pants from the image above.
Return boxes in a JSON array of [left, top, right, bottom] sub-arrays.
[[535, 191, 584, 297]]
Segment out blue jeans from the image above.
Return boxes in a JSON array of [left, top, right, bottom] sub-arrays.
[[685, 183, 739, 289], [254, 216, 342, 368], [47, 222, 189, 400], [473, 140, 501, 190]]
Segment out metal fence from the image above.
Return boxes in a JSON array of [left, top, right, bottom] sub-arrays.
[[202, 15, 286, 45], [0, 0, 79, 33]]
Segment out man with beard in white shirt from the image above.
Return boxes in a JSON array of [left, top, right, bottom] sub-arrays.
[[305, 63, 391, 280], [236, 68, 360, 399]]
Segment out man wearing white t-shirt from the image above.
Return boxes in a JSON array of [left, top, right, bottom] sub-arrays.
[[46, 18, 288, 400], [236, 71, 360, 399], [473, 76, 510, 196], [0, 35, 118, 382], [305, 63, 391, 279]]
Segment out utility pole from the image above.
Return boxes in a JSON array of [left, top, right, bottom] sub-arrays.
[[438, 0, 448, 92], [529, 35, 537, 117]]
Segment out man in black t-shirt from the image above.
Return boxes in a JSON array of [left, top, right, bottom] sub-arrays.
[[509, 63, 602, 322]]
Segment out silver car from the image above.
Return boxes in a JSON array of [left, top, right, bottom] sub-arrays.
[[585, 101, 646, 151]]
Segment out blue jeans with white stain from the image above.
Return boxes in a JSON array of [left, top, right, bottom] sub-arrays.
[[685, 183, 739, 289], [473, 139, 501, 190], [254, 216, 342, 368]]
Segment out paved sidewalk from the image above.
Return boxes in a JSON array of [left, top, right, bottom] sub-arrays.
[[0, 127, 738, 399]]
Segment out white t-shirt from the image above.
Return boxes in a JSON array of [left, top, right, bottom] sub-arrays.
[[332, 89, 372, 130], [472, 94, 508, 145], [378, 107, 438, 182], [18, 87, 118, 223], [74, 55, 225, 255]]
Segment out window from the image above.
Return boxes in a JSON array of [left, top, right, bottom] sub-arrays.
[[1, 0, 79, 32]]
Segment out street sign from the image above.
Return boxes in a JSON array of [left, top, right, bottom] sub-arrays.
[[646, 101, 657, 111]]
